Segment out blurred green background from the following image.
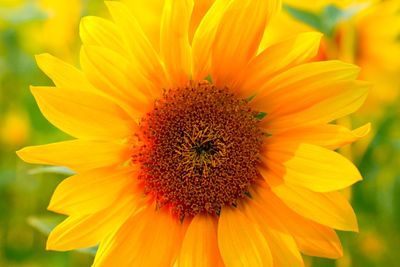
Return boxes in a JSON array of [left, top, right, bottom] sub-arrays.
[[0, 0, 399, 266]]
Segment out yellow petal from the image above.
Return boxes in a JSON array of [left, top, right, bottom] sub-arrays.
[[265, 81, 369, 123], [79, 16, 127, 53], [17, 140, 130, 172], [105, 1, 169, 91], [236, 32, 322, 97], [257, 166, 284, 188], [271, 184, 358, 232], [30, 86, 135, 140], [189, 0, 214, 42], [191, 0, 232, 81], [263, 228, 303, 267], [48, 167, 138, 215], [160, 0, 193, 86], [47, 194, 139, 251], [263, 143, 362, 192], [177, 215, 224, 267], [294, 223, 343, 259], [121, 0, 165, 51], [260, 60, 360, 95], [251, 60, 361, 114], [263, 82, 370, 132], [258, 76, 370, 132], [211, 0, 280, 87], [80, 45, 150, 116], [35, 53, 94, 91], [255, 186, 343, 259], [93, 207, 185, 267], [270, 123, 371, 150], [243, 200, 304, 267], [218, 207, 273, 267], [35, 53, 146, 115]]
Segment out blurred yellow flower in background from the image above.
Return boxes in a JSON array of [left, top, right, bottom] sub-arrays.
[[15, 0, 373, 266], [355, 1, 400, 111], [0, 108, 30, 147], [36, 0, 82, 59], [0, 0, 82, 59], [263, 0, 400, 114]]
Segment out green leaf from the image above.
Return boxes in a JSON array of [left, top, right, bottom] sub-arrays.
[[27, 166, 75, 176], [283, 4, 323, 31], [321, 5, 343, 37], [322, 3, 369, 37], [284, 3, 370, 38]]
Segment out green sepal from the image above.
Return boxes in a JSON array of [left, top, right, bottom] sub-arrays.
[[204, 74, 213, 83], [255, 111, 267, 121]]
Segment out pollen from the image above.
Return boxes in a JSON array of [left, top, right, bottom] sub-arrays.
[[133, 82, 264, 219]]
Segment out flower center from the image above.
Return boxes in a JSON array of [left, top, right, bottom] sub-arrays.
[[133, 82, 264, 219]]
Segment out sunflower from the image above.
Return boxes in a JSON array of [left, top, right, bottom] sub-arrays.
[[17, 0, 370, 266]]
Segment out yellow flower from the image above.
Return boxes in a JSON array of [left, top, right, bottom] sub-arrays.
[[17, 0, 370, 266], [1, 108, 30, 147], [355, 1, 400, 111], [263, 0, 400, 113], [37, 0, 82, 59]]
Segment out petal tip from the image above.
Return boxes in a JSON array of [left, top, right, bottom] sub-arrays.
[[46, 202, 57, 213], [34, 53, 51, 62], [47, 195, 66, 215], [348, 219, 359, 233], [15, 147, 28, 161], [354, 123, 371, 138], [35, 53, 56, 70], [29, 85, 40, 94], [46, 232, 57, 251], [46, 231, 65, 251]]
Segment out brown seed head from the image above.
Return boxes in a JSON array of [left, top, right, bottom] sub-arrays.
[[133, 82, 264, 219]]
